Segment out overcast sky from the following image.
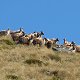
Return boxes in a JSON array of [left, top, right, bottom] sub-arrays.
[[0, 0, 80, 44]]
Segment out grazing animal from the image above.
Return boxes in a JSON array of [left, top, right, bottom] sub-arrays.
[[0, 28, 11, 36], [32, 37, 45, 46], [11, 28, 25, 41], [37, 31, 44, 38], [6, 28, 11, 35], [25, 33, 35, 39], [25, 31, 44, 40], [45, 38, 59, 48], [68, 41, 76, 53], [19, 35, 33, 45], [30, 31, 44, 38], [63, 38, 71, 46], [71, 41, 80, 52], [63, 38, 73, 48]]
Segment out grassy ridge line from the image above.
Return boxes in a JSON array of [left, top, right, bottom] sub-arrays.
[[0, 35, 80, 80]]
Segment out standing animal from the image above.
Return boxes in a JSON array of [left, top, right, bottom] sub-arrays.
[[71, 41, 80, 52], [67, 41, 76, 53], [0, 28, 11, 36], [63, 38, 72, 46], [10, 28, 25, 42], [18, 35, 33, 45], [63, 38, 73, 49], [27, 31, 44, 39], [32, 37, 45, 46], [37, 31, 44, 38], [45, 38, 59, 48]]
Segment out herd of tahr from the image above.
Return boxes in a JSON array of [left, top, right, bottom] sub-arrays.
[[0, 28, 80, 53]]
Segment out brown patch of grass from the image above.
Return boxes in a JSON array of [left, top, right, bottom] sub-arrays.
[[6, 75, 18, 80], [41, 69, 72, 80], [0, 35, 15, 50], [48, 54, 61, 62], [24, 59, 43, 66], [1, 39, 15, 45]]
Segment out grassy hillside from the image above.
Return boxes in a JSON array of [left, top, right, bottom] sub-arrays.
[[0, 36, 80, 80]]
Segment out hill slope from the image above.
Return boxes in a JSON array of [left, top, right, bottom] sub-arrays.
[[0, 36, 80, 80]]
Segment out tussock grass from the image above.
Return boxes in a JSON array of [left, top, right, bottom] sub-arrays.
[[48, 54, 61, 62], [6, 75, 18, 80], [1, 39, 14, 45], [0, 36, 80, 80], [0, 35, 15, 50], [24, 59, 43, 66]]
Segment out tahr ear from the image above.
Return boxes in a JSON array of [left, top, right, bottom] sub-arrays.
[[33, 31, 36, 33], [20, 27, 24, 31], [71, 41, 75, 45], [56, 38, 59, 41], [41, 31, 44, 35]]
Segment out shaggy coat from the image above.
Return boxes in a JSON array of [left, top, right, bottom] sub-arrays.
[[27, 31, 44, 39], [11, 28, 25, 41], [0, 28, 11, 36], [32, 37, 45, 46], [19, 35, 33, 45], [70, 41, 80, 52], [63, 38, 73, 48], [45, 38, 59, 48], [71, 42, 80, 52]]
